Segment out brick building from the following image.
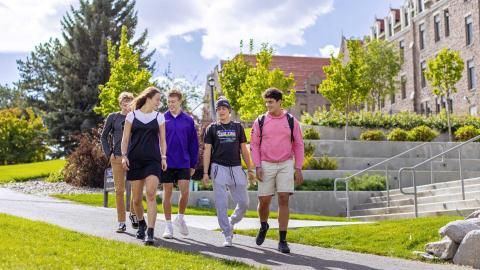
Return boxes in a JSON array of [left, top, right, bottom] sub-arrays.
[[359, 0, 479, 115], [203, 55, 331, 122]]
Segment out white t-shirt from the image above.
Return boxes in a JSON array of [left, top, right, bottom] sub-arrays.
[[126, 110, 165, 125]]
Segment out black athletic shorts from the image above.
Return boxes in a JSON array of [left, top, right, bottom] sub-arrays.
[[161, 168, 191, 184]]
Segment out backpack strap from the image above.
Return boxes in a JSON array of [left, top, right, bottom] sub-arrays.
[[286, 113, 295, 143], [257, 114, 266, 145]]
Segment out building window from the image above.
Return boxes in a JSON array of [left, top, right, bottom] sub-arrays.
[[401, 76, 407, 99], [391, 93, 396, 104], [444, 10, 450, 37], [470, 105, 477, 116], [417, 0, 423, 13], [435, 98, 440, 113], [421, 61, 427, 88], [434, 14, 441, 42], [466, 15, 473, 46], [448, 98, 453, 113], [388, 17, 393, 37], [426, 101, 431, 116], [419, 23, 425, 50], [404, 9, 409, 27], [467, 60, 476, 90], [399, 40, 405, 61], [310, 84, 319, 94], [420, 103, 425, 115]]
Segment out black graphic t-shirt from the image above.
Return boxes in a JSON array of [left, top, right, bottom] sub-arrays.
[[204, 121, 247, 166]]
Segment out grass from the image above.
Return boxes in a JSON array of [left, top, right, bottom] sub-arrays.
[[52, 193, 351, 222], [0, 160, 66, 183], [0, 213, 252, 270], [236, 216, 461, 261]]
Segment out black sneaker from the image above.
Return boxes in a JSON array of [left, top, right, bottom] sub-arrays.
[[129, 213, 139, 229], [145, 228, 154, 246], [136, 220, 147, 240], [278, 241, 290, 253], [255, 223, 269, 246], [116, 223, 126, 233]]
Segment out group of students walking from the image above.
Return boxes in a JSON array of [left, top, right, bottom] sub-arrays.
[[101, 86, 304, 253]]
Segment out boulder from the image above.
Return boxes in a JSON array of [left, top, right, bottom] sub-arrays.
[[439, 220, 480, 244], [425, 236, 459, 260], [453, 230, 480, 268]]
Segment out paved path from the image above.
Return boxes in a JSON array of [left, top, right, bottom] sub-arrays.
[[0, 188, 470, 270]]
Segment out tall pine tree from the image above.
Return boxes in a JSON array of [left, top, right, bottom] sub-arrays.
[[16, 0, 154, 154]]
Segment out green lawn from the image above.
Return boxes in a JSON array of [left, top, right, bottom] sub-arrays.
[[0, 213, 252, 269], [0, 160, 65, 183], [53, 193, 351, 222], [236, 216, 460, 261]]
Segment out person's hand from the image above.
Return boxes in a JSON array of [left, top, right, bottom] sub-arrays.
[[190, 168, 195, 177], [247, 170, 256, 186], [121, 156, 129, 171], [161, 160, 167, 171], [256, 167, 263, 182], [202, 173, 210, 186], [294, 168, 304, 186]]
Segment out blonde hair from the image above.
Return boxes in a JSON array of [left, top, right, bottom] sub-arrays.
[[131, 87, 161, 110], [118, 92, 134, 104], [167, 88, 183, 101]]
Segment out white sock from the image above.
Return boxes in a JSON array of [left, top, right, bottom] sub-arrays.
[[119, 222, 125, 226], [166, 220, 173, 228], [178, 214, 184, 220]]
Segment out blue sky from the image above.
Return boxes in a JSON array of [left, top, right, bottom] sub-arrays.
[[0, 0, 404, 86]]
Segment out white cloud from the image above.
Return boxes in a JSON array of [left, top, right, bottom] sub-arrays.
[[318, 44, 339, 57], [137, 0, 334, 59], [0, 0, 76, 52], [181, 35, 194, 43]]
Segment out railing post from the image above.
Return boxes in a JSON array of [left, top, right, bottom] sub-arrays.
[[458, 148, 465, 200], [385, 164, 390, 208], [413, 168, 418, 218], [346, 181, 350, 220], [429, 144, 434, 184]]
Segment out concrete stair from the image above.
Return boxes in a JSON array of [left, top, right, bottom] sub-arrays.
[[350, 177, 480, 221]]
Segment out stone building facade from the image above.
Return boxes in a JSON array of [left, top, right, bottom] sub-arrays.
[[364, 0, 479, 115], [203, 55, 331, 122]]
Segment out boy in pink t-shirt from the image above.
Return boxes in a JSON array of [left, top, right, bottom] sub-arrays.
[[250, 88, 304, 253]]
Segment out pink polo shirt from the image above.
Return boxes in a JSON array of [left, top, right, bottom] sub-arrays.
[[250, 111, 304, 169]]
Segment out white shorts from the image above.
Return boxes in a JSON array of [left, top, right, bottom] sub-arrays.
[[257, 159, 294, 196]]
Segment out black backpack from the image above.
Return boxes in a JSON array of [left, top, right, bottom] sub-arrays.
[[257, 113, 295, 145]]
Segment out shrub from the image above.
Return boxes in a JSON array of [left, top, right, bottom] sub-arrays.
[[454, 125, 480, 141], [302, 156, 319, 170], [45, 168, 64, 183], [360, 130, 385, 141], [349, 174, 386, 191], [304, 142, 316, 157], [0, 108, 49, 164], [317, 155, 338, 170], [387, 128, 409, 141], [64, 128, 108, 187], [407, 125, 438, 142], [303, 128, 320, 140]]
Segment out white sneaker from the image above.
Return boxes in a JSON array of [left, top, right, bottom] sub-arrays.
[[174, 216, 189, 236], [223, 235, 233, 247], [162, 224, 173, 239], [229, 218, 235, 238]]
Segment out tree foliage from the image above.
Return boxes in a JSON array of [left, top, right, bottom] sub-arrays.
[[95, 25, 152, 116], [219, 52, 252, 112]]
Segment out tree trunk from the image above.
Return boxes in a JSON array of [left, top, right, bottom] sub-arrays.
[[445, 94, 452, 142], [345, 108, 349, 141]]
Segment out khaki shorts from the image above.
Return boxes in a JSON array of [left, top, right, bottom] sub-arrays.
[[257, 159, 294, 196]]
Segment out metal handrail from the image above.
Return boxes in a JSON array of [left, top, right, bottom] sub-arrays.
[[334, 142, 430, 219], [398, 134, 480, 218]]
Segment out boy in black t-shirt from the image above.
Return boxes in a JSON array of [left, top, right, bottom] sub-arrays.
[[202, 98, 255, 247]]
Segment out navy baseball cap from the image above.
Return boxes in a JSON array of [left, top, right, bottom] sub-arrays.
[[215, 98, 231, 111]]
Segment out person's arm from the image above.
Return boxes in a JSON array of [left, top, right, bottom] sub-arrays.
[[159, 122, 167, 171], [292, 119, 304, 185], [100, 114, 113, 158], [249, 120, 263, 181], [120, 117, 132, 170], [188, 119, 199, 175], [202, 144, 212, 185], [241, 143, 256, 184]]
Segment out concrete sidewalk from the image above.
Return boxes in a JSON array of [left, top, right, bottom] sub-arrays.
[[0, 188, 469, 270]]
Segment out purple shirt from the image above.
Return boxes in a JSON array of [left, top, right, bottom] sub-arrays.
[[165, 111, 199, 169]]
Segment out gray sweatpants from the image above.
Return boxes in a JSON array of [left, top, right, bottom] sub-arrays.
[[211, 163, 249, 237]]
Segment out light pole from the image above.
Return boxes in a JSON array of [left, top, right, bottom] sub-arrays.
[[208, 76, 216, 120]]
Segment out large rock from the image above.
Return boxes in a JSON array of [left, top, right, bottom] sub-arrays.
[[439, 220, 480, 244], [425, 236, 459, 260], [465, 210, 480, 220], [453, 230, 480, 268]]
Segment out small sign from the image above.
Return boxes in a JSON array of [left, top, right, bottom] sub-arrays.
[[104, 167, 115, 192]]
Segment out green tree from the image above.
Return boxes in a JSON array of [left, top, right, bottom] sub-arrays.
[[95, 26, 152, 116], [363, 38, 402, 110], [425, 48, 464, 141], [16, 0, 154, 155], [319, 40, 369, 140], [0, 108, 49, 164], [0, 84, 26, 109], [238, 45, 296, 121]]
